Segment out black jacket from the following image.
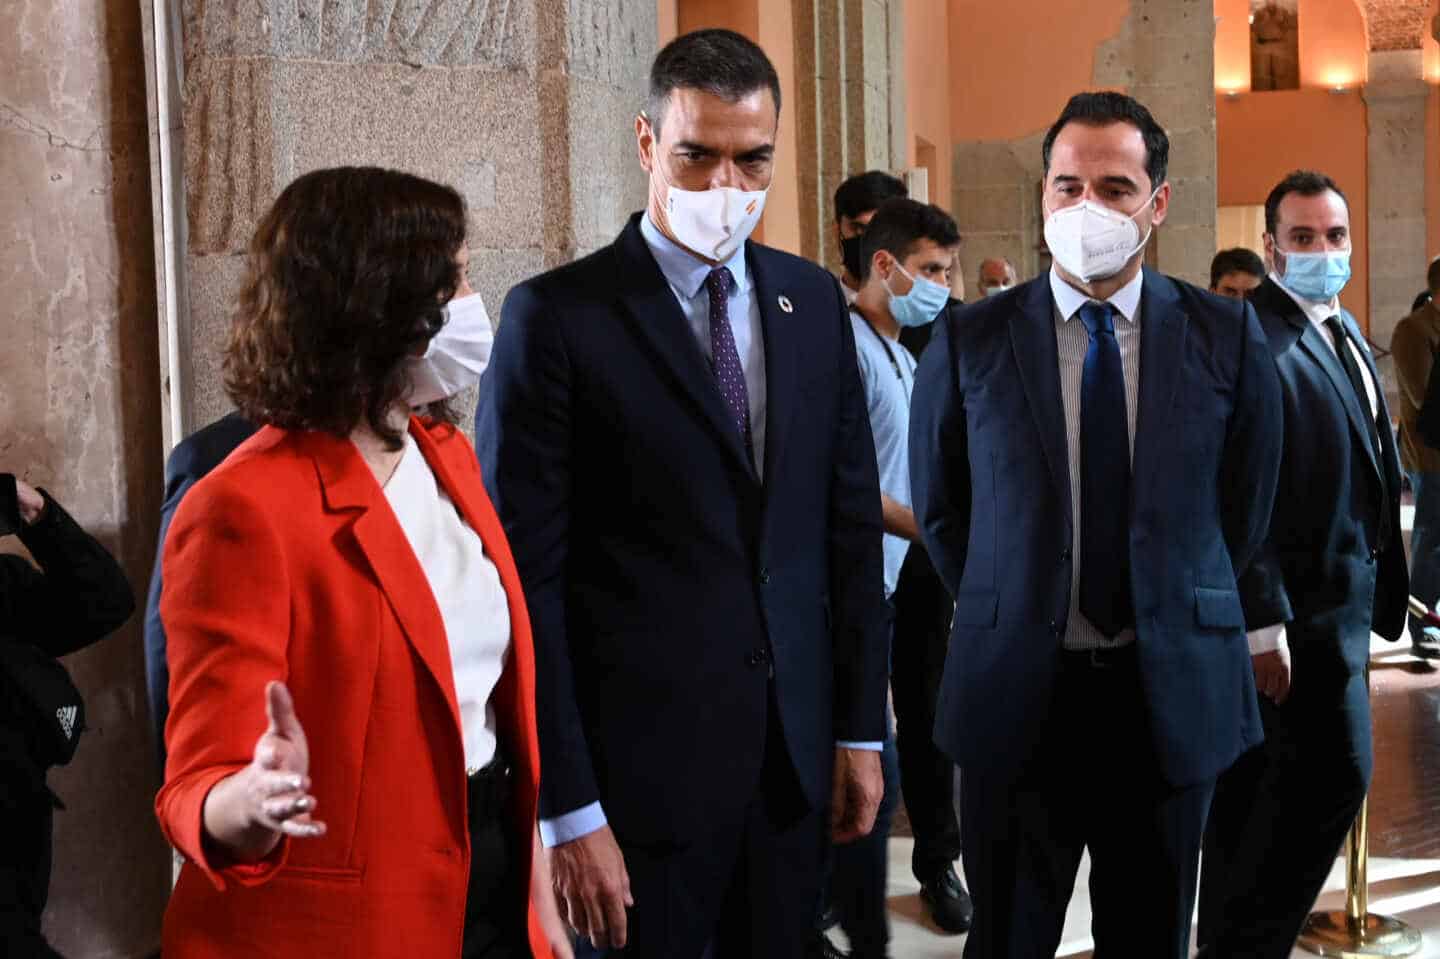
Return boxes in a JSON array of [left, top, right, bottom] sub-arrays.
[[1, 489, 133, 953], [1238, 278, 1408, 672], [1, 490, 135, 782]]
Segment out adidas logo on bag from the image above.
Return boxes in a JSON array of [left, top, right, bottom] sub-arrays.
[[57, 705, 77, 740]]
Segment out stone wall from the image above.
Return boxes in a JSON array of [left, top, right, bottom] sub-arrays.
[[0, 0, 171, 954], [175, 0, 655, 431], [793, 0, 907, 269]]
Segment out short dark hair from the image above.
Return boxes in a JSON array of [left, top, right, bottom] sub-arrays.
[[859, 198, 962, 282], [1414, 290, 1435, 312], [646, 30, 781, 136], [1042, 91, 1169, 190], [1264, 170, 1349, 235], [834, 171, 908, 223], [1428, 257, 1440, 295], [1210, 248, 1266, 288], [225, 167, 466, 450]]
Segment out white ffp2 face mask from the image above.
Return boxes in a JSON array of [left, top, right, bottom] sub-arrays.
[[407, 293, 494, 406], [1043, 186, 1160, 283], [665, 184, 768, 262]]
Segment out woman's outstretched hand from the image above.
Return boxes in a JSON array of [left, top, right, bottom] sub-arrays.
[[201, 681, 326, 863]]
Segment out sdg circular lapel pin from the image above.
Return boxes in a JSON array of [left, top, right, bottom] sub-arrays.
[[778, 295, 794, 314]]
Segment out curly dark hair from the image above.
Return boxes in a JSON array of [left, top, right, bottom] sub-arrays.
[[224, 166, 467, 450]]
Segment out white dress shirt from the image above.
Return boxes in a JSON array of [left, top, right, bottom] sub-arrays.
[[381, 433, 511, 771], [1246, 275, 1382, 656], [1049, 268, 1143, 651]]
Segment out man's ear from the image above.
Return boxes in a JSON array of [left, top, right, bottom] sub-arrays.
[[636, 113, 655, 173]]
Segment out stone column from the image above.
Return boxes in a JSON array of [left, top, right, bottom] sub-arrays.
[[794, 0, 903, 268], [0, 0, 171, 954], [1094, 0, 1218, 289], [176, 0, 654, 431], [1365, 50, 1431, 355]]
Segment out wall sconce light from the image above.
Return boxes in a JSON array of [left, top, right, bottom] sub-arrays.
[[1223, 89, 1243, 100], [1329, 84, 1350, 94]]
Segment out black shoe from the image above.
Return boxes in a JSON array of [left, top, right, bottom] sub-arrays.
[[919, 865, 973, 934], [805, 932, 848, 959], [1413, 627, 1440, 660]]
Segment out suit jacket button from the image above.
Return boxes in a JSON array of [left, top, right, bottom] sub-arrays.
[[759, 569, 772, 586], [1059, 549, 1071, 564]]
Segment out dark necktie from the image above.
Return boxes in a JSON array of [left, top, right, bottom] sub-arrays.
[[1078, 302, 1133, 638], [1324, 316, 1390, 530], [705, 267, 754, 466]]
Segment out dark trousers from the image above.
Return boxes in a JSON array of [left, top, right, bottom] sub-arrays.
[[828, 728, 901, 958], [1197, 655, 1372, 959], [1408, 472, 1440, 639], [586, 694, 827, 959], [889, 546, 961, 882], [0, 760, 63, 959], [960, 646, 1213, 959], [464, 755, 530, 959]]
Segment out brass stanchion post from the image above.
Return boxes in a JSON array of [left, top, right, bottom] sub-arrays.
[[1297, 664, 1423, 957]]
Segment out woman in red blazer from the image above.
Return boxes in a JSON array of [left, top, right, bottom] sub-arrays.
[[156, 167, 569, 958]]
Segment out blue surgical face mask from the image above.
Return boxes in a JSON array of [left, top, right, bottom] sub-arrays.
[[884, 262, 951, 328], [1277, 248, 1351, 302], [982, 284, 1013, 297]]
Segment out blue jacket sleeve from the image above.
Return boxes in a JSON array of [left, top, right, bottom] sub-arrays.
[[908, 310, 970, 597]]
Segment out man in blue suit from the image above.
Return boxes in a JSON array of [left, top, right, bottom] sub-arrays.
[[477, 29, 889, 959], [908, 91, 1283, 958], [1197, 171, 1409, 958]]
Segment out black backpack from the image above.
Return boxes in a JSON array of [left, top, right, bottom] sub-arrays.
[[0, 641, 85, 770], [1417, 343, 1440, 449]]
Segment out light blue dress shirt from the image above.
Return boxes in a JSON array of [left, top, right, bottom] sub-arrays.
[[539, 214, 878, 849]]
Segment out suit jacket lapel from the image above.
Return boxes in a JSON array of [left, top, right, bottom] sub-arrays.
[[1257, 280, 1382, 477], [1349, 312, 1400, 495], [309, 432, 462, 737], [1012, 278, 1073, 539], [751, 245, 799, 485], [1133, 268, 1187, 498], [614, 215, 757, 478]]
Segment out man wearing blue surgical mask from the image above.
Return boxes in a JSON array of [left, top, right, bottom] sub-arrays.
[[815, 198, 963, 959], [1197, 171, 1409, 958]]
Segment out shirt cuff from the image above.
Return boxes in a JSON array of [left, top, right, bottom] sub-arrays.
[[538, 802, 607, 848], [836, 741, 884, 751], [1247, 624, 1288, 656]]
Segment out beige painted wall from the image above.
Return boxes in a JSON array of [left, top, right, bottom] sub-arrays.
[[905, 0, 953, 213]]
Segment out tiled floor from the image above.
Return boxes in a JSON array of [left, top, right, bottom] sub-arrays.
[[866, 841, 1440, 958]]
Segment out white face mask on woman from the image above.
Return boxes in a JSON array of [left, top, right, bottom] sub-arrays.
[[406, 293, 494, 406], [1043, 186, 1161, 283]]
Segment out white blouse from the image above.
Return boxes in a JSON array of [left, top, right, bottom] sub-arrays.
[[380, 433, 511, 772]]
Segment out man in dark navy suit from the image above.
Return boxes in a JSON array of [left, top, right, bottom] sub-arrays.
[[1197, 171, 1408, 959], [908, 91, 1283, 958], [142, 411, 256, 768], [477, 29, 889, 959]]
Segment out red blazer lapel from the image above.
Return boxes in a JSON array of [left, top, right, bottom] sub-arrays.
[[410, 420, 541, 786], [306, 429, 464, 742]]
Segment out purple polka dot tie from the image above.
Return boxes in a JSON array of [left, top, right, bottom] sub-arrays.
[[705, 267, 754, 466]]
